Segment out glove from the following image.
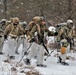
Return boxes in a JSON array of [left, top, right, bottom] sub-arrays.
[[44, 52, 49, 56], [30, 37, 35, 43], [24, 52, 28, 55], [54, 32, 58, 36], [4, 35, 7, 40], [0, 35, 2, 38]]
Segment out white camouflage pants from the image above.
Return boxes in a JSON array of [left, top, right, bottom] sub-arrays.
[[61, 44, 70, 62], [7, 36, 17, 57], [0, 36, 4, 52], [15, 37, 28, 54], [27, 42, 44, 65]]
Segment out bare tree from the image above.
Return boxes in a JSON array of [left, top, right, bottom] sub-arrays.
[[0, 0, 76, 26]]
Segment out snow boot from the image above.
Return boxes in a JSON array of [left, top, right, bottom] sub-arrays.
[[23, 58, 30, 65]]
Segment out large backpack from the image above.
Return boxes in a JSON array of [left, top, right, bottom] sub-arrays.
[[28, 21, 35, 31]]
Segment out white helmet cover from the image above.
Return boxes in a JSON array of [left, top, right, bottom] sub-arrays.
[[67, 20, 73, 25]]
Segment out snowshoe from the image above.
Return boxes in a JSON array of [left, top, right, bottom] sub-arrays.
[[23, 58, 30, 65], [61, 62, 69, 66], [37, 64, 47, 67]]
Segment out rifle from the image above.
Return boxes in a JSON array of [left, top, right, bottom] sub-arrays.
[[41, 42, 49, 53], [29, 34, 49, 53], [38, 34, 49, 53]]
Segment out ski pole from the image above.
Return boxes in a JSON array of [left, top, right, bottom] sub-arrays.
[[44, 50, 54, 61], [16, 43, 32, 66]]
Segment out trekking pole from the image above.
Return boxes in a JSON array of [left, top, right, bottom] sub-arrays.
[[22, 37, 25, 55], [16, 43, 32, 66], [44, 50, 54, 61], [44, 36, 57, 61]]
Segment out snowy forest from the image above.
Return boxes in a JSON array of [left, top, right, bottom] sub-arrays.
[[0, 0, 76, 24]]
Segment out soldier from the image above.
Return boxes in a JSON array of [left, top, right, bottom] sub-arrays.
[[0, 19, 7, 54], [72, 25, 76, 52], [57, 19, 74, 65], [1, 19, 7, 30], [4, 17, 23, 60], [0, 28, 4, 54], [1, 19, 6, 25], [66, 20, 75, 50], [15, 21, 29, 54], [47, 26, 57, 50], [23, 16, 49, 67]]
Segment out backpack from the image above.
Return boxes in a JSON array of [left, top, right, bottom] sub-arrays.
[[29, 21, 35, 31]]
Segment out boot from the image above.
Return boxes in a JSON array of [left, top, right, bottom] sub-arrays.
[[23, 58, 30, 65]]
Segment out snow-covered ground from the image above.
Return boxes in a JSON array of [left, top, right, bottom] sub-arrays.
[[0, 41, 76, 75]]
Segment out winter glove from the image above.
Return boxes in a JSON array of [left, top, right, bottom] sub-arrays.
[[24, 52, 28, 55], [30, 37, 35, 43], [4, 35, 7, 40], [0, 35, 2, 38], [54, 32, 58, 36]]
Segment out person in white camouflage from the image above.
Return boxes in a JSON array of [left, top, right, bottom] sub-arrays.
[[57, 19, 75, 65], [4, 17, 23, 61]]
